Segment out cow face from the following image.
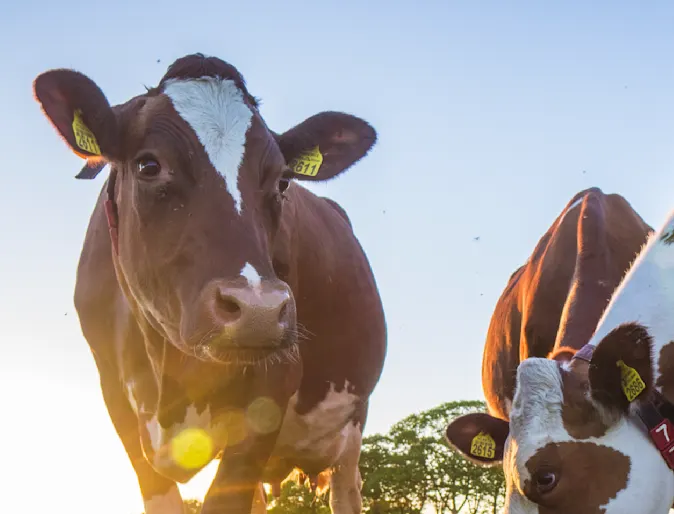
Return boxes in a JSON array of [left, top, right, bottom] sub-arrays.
[[34, 54, 377, 365], [446, 329, 674, 514]]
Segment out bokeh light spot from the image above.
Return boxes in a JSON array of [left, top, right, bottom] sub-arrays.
[[170, 428, 213, 470], [246, 396, 282, 434]]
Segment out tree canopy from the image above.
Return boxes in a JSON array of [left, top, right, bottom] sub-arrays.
[[359, 400, 504, 514]]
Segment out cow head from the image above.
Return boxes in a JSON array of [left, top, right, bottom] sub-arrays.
[[446, 347, 673, 513], [34, 54, 377, 365], [446, 206, 674, 514], [446, 214, 674, 514]]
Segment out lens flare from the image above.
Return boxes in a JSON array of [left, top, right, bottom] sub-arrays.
[[247, 396, 282, 434], [170, 428, 213, 470]]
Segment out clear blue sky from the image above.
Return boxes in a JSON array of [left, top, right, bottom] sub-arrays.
[[3, 1, 674, 512]]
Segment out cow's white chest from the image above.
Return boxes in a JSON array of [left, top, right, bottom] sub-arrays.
[[274, 381, 360, 462], [143, 403, 225, 473], [145, 404, 215, 453]]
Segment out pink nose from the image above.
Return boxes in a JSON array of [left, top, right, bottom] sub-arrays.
[[207, 282, 294, 347]]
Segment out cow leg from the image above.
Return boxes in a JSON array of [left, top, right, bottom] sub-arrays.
[[251, 482, 267, 514], [96, 361, 183, 514], [200, 361, 298, 514], [200, 435, 277, 514], [329, 423, 364, 514]]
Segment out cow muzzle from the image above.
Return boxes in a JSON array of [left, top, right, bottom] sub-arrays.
[[186, 278, 297, 361]]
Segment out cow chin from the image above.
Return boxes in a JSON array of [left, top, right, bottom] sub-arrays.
[[194, 330, 300, 366]]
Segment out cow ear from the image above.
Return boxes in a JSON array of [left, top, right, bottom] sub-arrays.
[[33, 69, 119, 170], [589, 322, 654, 414], [444, 412, 509, 467], [276, 111, 376, 182]]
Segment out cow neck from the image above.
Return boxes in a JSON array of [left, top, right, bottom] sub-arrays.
[[573, 344, 674, 470], [104, 169, 120, 255]]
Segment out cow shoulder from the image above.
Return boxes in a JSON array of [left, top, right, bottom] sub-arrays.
[[321, 197, 352, 229]]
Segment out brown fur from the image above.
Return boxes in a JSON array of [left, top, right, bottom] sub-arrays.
[[524, 441, 630, 513], [589, 322, 654, 414], [33, 54, 386, 513], [482, 188, 652, 420], [561, 365, 610, 439]]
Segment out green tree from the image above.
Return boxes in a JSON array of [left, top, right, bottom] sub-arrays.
[[360, 400, 505, 514], [266, 480, 330, 514], [183, 499, 203, 514], [360, 431, 428, 513]]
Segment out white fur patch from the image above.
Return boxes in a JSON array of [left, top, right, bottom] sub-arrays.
[[125, 380, 139, 414], [145, 403, 220, 473], [273, 381, 359, 463], [163, 77, 253, 214], [510, 358, 565, 446], [241, 262, 262, 290], [329, 423, 364, 514], [144, 486, 183, 514]]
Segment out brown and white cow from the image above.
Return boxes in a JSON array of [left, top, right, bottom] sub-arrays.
[[33, 54, 386, 514], [476, 188, 652, 421], [444, 188, 665, 512]]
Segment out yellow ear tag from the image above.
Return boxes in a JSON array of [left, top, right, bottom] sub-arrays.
[[469, 432, 496, 459], [289, 146, 323, 177], [617, 360, 646, 402], [72, 110, 101, 155]]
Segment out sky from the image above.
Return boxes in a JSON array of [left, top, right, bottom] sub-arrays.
[[3, 1, 674, 512]]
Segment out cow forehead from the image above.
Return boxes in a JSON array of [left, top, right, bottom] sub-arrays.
[[510, 359, 565, 435], [162, 76, 255, 215]]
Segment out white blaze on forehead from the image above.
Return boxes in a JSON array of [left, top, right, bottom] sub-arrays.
[[241, 262, 261, 289], [512, 359, 564, 422], [509, 358, 565, 460], [163, 76, 253, 214]]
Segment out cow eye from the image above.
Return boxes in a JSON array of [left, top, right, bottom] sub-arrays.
[[278, 166, 292, 194], [532, 470, 558, 495], [136, 156, 161, 178]]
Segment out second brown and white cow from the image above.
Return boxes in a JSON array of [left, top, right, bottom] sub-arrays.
[[445, 188, 663, 512], [479, 187, 652, 421], [33, 54, 387, 514]]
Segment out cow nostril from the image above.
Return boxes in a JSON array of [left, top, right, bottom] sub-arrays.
[[215, 292, 242, 324]]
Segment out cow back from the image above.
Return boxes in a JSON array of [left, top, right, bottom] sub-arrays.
[[482, 188, 652, 420]]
